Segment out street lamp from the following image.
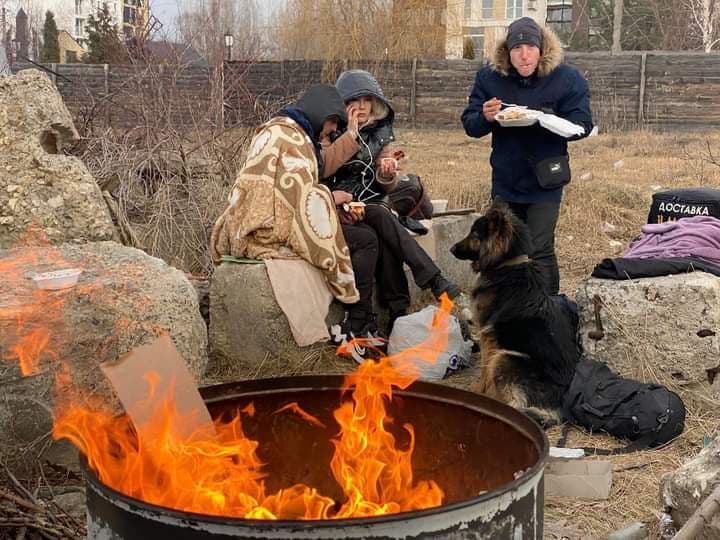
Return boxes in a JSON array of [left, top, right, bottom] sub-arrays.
[[224, 32, 234, 62]]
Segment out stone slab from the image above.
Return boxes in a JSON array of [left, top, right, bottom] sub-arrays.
[[0, 241, 208, 473], [576, 273, 720, 383]]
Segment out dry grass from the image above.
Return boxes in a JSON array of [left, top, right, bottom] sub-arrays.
[[400, 129, 720, 295], [399, 128, 720, 538]]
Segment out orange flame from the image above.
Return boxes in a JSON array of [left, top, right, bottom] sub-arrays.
[[2, 243, 454, 520], [331, 294, 451, 517]]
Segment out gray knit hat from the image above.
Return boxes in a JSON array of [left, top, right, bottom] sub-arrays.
[[506, 17, 543, 50]]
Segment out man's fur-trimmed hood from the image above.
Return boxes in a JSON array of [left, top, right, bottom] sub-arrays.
[[492, 26, 563, 78]]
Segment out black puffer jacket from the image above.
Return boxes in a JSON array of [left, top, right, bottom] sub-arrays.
[[323, 70, 396, 202]]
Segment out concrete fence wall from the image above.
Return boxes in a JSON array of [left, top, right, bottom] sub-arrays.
[[11, 62, 217, 130]]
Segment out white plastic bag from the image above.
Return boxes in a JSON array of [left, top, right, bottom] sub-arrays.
[[537, 113, 585, 138], [387, 305, 473, 381]]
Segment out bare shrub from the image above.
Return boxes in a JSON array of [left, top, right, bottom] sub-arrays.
[[69, 59, 262, 276], [273, 0, 448, 61]]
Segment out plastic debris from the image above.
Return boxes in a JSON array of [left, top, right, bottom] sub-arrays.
[[608, 521, 648, 540]]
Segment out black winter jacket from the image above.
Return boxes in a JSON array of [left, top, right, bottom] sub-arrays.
[[461, 27, 593, 204]]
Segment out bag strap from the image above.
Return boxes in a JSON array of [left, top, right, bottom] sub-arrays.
[[554, 425, 658, 456]]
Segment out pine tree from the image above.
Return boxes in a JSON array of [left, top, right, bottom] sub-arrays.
[[40, 11, 59, 63], [84, 5, 128, 64]]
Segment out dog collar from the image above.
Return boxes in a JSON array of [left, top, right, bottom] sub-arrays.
[[496, 255, 531, 269]]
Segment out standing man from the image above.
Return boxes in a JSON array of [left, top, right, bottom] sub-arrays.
[[461, 17, 593, 294]]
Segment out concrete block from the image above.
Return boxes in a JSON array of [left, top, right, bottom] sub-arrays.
[[661, 437, 720, 539], [207, 262, 346, 381], [576, 273, 720, 383]]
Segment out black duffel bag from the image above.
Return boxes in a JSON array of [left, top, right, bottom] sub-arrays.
[[648, 187, 720, 224], [562, 359, 685, 452]]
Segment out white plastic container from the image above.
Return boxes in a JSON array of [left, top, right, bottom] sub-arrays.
[[31, 268, 83, 290], [496, 106, 542, 127]]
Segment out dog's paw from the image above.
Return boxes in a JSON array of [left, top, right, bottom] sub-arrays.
[[521, 407, 561, 429]]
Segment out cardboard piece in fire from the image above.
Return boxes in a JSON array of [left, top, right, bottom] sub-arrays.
[[101, 334, 215, 441]]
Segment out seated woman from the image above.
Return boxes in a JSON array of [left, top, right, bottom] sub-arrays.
[[321, 70, 460, 336], [211, 84, 367, 310]]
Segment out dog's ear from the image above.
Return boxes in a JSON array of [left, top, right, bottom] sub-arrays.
[[486, 205, 513, 238], [489, 198, 510, 212]]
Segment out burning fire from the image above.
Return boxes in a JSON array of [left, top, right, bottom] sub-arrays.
[[1, 245, 452, 520]]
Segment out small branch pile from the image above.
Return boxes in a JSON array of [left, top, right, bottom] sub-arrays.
[[0, 461, 85, 540]]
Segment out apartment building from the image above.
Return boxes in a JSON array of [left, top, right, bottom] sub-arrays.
[[446, 0, 549, 59], [30, 0, 148, 46], [121, 0, 150, 39]]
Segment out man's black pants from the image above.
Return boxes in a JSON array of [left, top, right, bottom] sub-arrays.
[[505, 200, 561, 295]]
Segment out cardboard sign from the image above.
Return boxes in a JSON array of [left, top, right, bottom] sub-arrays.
[[545, 457, 612, 499]]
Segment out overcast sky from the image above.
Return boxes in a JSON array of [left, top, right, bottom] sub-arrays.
[[149, 0, 180, 36], [149, 0, 279, 39]]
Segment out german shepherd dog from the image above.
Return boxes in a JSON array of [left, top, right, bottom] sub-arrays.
[[450, 201, 580, 426]]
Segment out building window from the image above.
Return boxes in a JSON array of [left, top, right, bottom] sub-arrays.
[[547, 0, 572, 33], [464, 26, 485, 57], [75, 0, 83, 16], [124, 6, 137, 24], [75, 18, 84, 38], [482, 0, 494, 18], [464, 0, 472, 19], [506, 0, 523, 19]]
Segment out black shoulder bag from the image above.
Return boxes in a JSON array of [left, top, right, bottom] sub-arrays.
[[531, 154, 572, 190]]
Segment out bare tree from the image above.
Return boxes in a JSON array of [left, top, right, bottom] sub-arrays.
[[273, 0, 447, 61], [684, 0, 720, 51], [612, 0, 623, 52], [177, 0, 268, 65]]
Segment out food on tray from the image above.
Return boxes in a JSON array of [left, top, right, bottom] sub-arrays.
[[497, 107, 529, 120]]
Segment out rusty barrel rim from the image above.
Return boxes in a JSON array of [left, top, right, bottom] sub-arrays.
[[81, 375, 549, 528]]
